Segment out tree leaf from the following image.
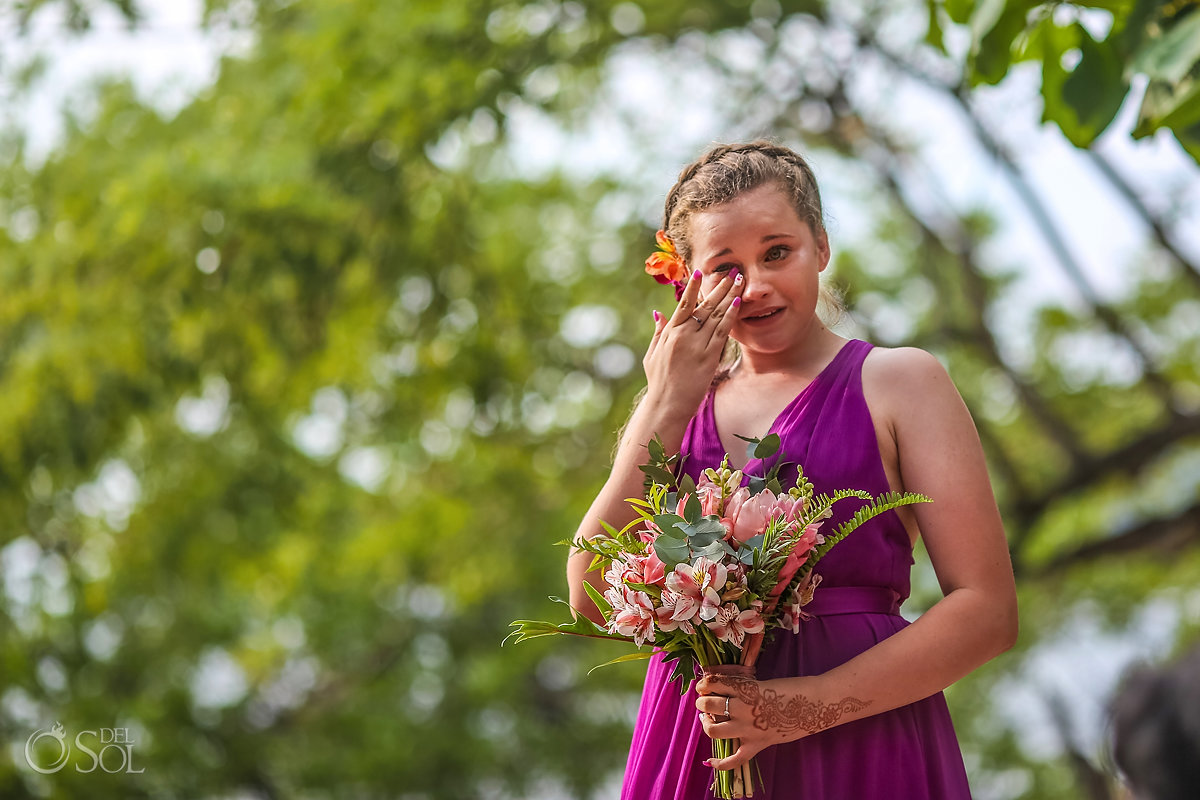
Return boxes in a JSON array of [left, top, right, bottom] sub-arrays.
[[1129, 9, 1200, 83]]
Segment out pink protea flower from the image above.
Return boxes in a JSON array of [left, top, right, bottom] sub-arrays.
[[607, 587, 657, 647], [706, 602, 765, 647], [665, 557, 728, 621], [766, 494, 805, 525], [729, 488, 777, 543]]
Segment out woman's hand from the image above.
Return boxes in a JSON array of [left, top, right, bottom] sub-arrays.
[[644, 268, 744, 420], [695, 672, 871, 770]]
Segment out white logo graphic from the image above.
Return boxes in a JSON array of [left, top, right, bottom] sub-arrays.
[[25, 722, 70, 774], [24, 722, 145, 774]]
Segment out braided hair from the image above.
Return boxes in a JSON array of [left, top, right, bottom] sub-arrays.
[[662, 140, 825, 266]]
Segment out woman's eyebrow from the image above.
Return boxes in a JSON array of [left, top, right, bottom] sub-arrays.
[[708, 233, 796, 259]]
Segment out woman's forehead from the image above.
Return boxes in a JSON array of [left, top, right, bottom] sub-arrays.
[[689, 187, 806, 252]]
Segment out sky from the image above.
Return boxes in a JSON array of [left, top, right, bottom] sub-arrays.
[[3, 0, 1199, 795]]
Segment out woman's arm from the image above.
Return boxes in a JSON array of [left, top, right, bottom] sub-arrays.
[[698, 346, 1018, 766], [567, 270, 745, 624]]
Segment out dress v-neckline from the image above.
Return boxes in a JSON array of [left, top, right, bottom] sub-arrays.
[[707, 339, 860, 472]]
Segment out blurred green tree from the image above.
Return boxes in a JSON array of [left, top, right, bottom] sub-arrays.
[[937, 0, 1200, 158], [1, 1, 1198, 799]]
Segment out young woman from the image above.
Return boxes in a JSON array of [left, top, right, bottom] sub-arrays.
[[566, 141, 1018, 799]]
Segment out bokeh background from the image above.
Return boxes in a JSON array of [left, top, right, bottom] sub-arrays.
[[2, 0, 1199, 797]]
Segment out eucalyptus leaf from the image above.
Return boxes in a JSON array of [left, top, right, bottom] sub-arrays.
[[653, 535, 691, 569], [752, 433, 781, 460]]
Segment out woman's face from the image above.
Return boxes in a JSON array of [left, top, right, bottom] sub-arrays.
[[687, 184, 830, 356]]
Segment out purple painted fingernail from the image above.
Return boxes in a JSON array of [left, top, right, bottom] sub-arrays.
[[692, 269, 702, 280], [732, 296, 742, 308], [653, 309, 662, 322]]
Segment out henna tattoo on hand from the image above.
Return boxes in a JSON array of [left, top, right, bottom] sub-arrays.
[[708, 676, 871, 736]]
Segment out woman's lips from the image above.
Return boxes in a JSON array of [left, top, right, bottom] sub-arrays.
[[740, 307, 782, 324]]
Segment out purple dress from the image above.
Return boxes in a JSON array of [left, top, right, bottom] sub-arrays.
[[620, 339, 972, 799]]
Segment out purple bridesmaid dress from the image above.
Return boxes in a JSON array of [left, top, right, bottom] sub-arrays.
[[620, 339, 973, 799]]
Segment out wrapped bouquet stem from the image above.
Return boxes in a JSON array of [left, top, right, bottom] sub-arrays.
[[507, 433, 930, 798]]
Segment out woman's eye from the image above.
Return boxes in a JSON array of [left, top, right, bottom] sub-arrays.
[[766, 245, 789, 261], [714, 263, 737, 274]]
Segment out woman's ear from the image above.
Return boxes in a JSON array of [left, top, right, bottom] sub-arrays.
[[816, 229, 831, 272]]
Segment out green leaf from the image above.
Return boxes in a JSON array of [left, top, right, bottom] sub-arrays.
[[647, 436, 666, 463], [654, 533, 691, 569], [678, 472, 697, 498], [1061, 24, 1128, 144], [1130, 10, 1200, 83], [693, 540, 727, 560], [639, 463, 678, 486], [944, 0, 972, 25], [689, 518, 726, 541], [582, 580, 613, 616], [752, 432, 781, 460], [504, 597, 631, 646], [925, 0, 946, 53], [654, 513, 684, 533], [684, 492, 701, 524], [971, 0, 1036, 85], [586, 650, 656, 675]]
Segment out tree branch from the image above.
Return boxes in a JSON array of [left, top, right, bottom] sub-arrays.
[[1083, 148, 1200, 295], [1030, 499, 1200, 577]]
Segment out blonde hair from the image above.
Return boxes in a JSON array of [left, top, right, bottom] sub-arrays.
[[663, 140, 844, 367]]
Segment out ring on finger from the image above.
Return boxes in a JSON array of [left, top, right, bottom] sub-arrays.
[[690, 314, 705, 327], [724, 696, 731, 719]]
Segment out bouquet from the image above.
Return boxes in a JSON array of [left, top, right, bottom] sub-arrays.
[[507, 433, 930, 798]]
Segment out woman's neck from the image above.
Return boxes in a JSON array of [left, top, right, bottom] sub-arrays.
[[733, 324, 845, 379]]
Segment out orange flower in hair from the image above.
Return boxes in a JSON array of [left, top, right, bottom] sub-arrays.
[[645, 230, 687, 287]]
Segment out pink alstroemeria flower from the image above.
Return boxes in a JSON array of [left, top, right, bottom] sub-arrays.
[[665, 557, 728, 622], [607, 586, 656, 647], [654, 590, 697, 634], [623, 551, 667, 588], [779, 573, 822, 633], [706, 602, 765, 647]]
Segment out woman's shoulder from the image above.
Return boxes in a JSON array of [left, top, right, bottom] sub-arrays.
[[861, 345, 960, 417]]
